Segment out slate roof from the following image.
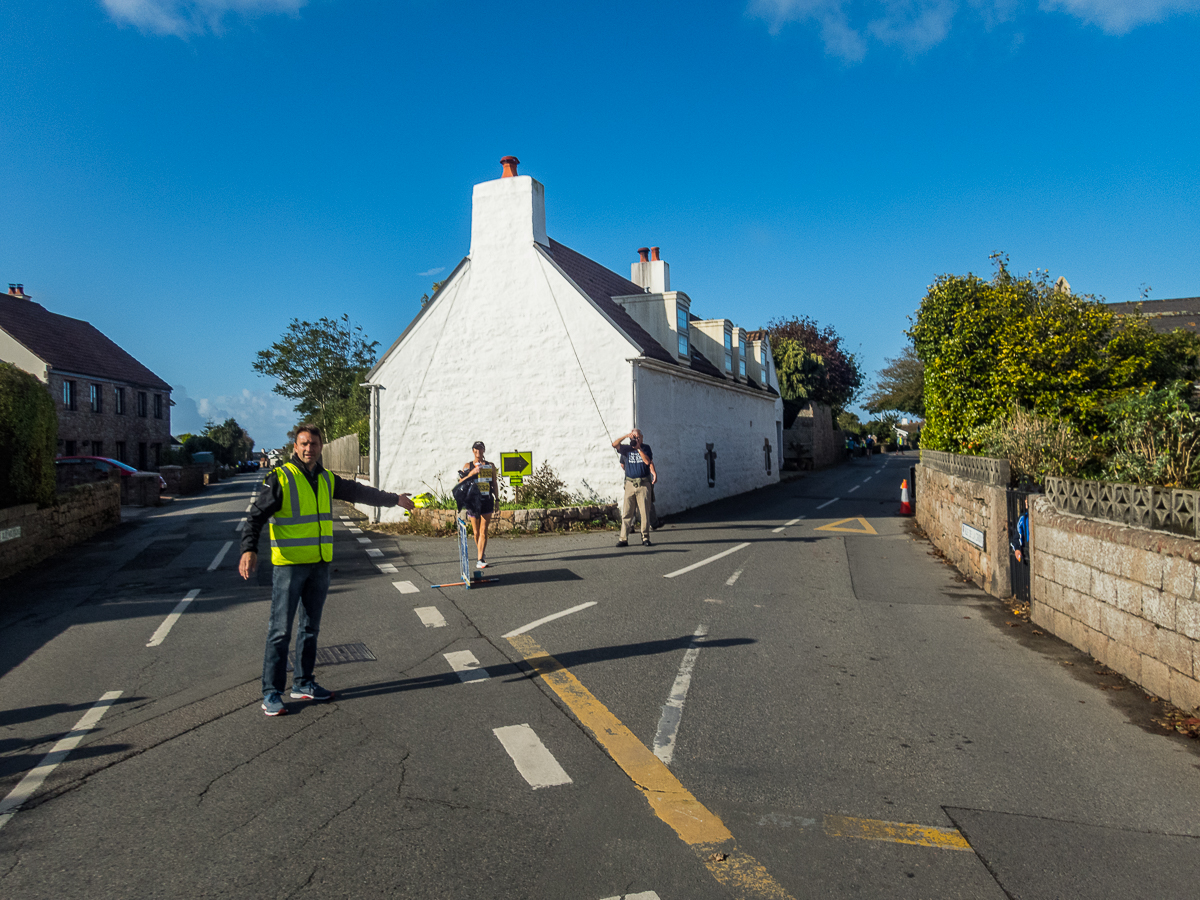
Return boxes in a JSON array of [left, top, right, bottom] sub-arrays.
[[545, 238, 775, 394], [0, 295, 171, 390], [1107, 297, 1200, 335]]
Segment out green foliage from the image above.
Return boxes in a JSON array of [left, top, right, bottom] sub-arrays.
[[514, 461, 573, 508], [253, 314, 378, 443], [864, 344, 925, 417], [159, 446, 192, 466], [969, 407, 1095, 485], [1102, 383, 1200, 488], [0, 362, 57, 508], [836, 410, 862, 434], [910, 254, 1200, 453], [203, 417, 254, 465], [766, 316, 863, 411]]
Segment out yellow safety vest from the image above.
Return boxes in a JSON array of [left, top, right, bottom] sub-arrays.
[[269, 463, 334, 565]]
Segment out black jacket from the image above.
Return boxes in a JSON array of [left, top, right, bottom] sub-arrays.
[[240, 455, 400, 556]]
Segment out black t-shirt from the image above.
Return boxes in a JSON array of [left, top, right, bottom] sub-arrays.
[[618, 443, 652, 479]]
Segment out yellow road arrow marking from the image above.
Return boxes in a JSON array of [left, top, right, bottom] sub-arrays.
[[814, 516, 878, 534]]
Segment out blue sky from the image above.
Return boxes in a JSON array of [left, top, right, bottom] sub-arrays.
[[2, 0, 1197, 450]]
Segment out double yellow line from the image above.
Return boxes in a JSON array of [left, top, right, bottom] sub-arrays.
[[507, 634, 970, 899]]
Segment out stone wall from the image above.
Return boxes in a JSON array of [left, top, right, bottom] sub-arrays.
[[46, 371, 172, 469], [784, 401, 841, 469], [0, 481, 121, 580], [160, 465, 206, 495], [915, 461, 1011, 598], [408, 503, 619, 533], [1030, 496, 1200, 712]]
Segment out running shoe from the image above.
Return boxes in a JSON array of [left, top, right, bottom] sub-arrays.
[[262, 692, 287, 716], [290, 682, 334, 701]]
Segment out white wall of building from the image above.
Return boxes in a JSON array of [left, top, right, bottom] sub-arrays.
[[633, 362, 782, 515], [366, 178, 639, 521], [0, 331, 48, 380]]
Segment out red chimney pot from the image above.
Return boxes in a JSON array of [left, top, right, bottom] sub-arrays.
[[500, 156, 520, 178], [637, 247, 650, 262], [650, 247, 660, 261]]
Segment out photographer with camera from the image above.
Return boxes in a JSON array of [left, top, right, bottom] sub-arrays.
[[613, 428, 657, 547]]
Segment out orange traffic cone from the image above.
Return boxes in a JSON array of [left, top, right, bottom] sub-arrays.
[[899, 479, 913, 516]]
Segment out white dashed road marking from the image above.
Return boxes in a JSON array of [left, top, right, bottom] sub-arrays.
[[848, 485, 860, 493], [235, 517, 247, 532], [664, 542, 751, 579], [653, 624, 708, 765], [599, 893, 661, 900], [493, 724, 572, 789], [207, 540, 233, 571], [365, 548, 383, 558], [376, 563, 398, 574], [501, 601, 597, 638], [772, 515, 806, 533], [357, 537, 371, 544], [393, 581, 420, 594], [415, 607, 447, 628], [725, 567, 744, 586], [146, 589, 201, 647], [0, 691, 123, 831], [816, 497, 838, 509], [444, 650, 490, 683]]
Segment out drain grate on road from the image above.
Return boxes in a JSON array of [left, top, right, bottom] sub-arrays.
[[286, 642, 376, 671]]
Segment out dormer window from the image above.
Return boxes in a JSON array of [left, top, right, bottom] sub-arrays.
[[724, 332, 732, 351], [678, 334, 688, 356], [739, 358, 747, 377], [760, 347, 767, 370], [676, 307, 688, 331]]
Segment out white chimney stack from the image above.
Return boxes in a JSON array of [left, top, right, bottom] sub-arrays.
[[470, 156, 548, 260]]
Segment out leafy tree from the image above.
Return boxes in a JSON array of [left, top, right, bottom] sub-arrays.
[[0, 362, 57, 508], [253, 315, 379, 442], [909, 255, 1200, 453], [204, 418, 255, 465], [864, 345, 925, 417], [765, 316, 863, 411]]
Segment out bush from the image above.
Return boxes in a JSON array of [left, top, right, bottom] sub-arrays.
[[969, 407, 1095, 486], [1102, 383, 1200, 488], [0, 362, 57, 508], [514, 462, 573, 507]]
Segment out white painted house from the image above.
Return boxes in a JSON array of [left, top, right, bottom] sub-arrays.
[[362, 157, 782, 522]]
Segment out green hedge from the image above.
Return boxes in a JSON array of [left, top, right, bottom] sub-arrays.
[[0, 362, 57, 508]]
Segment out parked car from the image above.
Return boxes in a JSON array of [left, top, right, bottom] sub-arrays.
[[55, 456, 167, 490]]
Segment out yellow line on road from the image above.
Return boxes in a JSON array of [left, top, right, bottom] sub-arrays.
[[507, 634, 796, 900], [824, 815, 971, 850]]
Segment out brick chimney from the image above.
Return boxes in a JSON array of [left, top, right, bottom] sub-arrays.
[[501, 156, 520, 178], [7, 283, 29, 299]]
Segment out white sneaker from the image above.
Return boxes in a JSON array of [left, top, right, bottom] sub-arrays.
[[476, 560, 488, 569]]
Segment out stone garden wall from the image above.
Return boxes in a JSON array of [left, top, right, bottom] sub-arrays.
[[409, 503, 619, 533], [0, 481, 121, 580]]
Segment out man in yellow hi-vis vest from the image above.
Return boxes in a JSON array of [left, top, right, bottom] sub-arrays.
[[239, 424, 414, 716]]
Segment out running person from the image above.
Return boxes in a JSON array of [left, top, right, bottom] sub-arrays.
[[457, 441, 497, 569]]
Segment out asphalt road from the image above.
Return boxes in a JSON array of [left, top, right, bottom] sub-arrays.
[[1, 455, 1198, 900]]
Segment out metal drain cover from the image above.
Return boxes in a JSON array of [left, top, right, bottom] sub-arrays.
[[286, 642, 376, 671]]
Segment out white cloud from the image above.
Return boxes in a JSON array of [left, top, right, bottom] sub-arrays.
[[1038, 0, 1200, 33], [418, 266, 447, 278], [748, 0, 1200, 59], [101, 0, 306, 37], [173, 384, 298, 450]]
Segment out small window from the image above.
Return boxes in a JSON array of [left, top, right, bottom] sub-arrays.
[[678, 334, 688, 356], [724, 332, 732, 350], [115, 387, 125, 415], [92, 440, 103, 456], [90, 384, 102, 413], [63, 380, 76, 411], [676, 307, 688, 331], [760, 348, 767, 369], [138, 442, 148, 469], [739, 339, 745, 358], [154, 394, 163, 419], [152, 443, 162, 466], [739, 358, 747, 377], [724, 352, 732, 372], [115, 441, 126, 463], [137, 392, 147, 417], [64, 439, 76, 455]]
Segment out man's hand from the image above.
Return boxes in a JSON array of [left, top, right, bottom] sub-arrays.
[[239, 551, 258, 581], [397, 493, 415, 511]]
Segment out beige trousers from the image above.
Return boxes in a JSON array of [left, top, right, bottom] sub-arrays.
[[620, 479, 651, 541]]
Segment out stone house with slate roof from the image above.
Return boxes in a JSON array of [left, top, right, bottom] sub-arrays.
[[1106, 297, 1200, 335], [362, 158, 783, 522], [0, 284, 172, 469]]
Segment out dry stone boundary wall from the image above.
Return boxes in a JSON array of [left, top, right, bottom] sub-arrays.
[[1031, 496, 1200, 712], [408, 503, 619, 533], [0, 481, 121, 580]]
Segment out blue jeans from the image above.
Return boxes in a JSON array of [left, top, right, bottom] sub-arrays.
[[262, 561, 331, 697]]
